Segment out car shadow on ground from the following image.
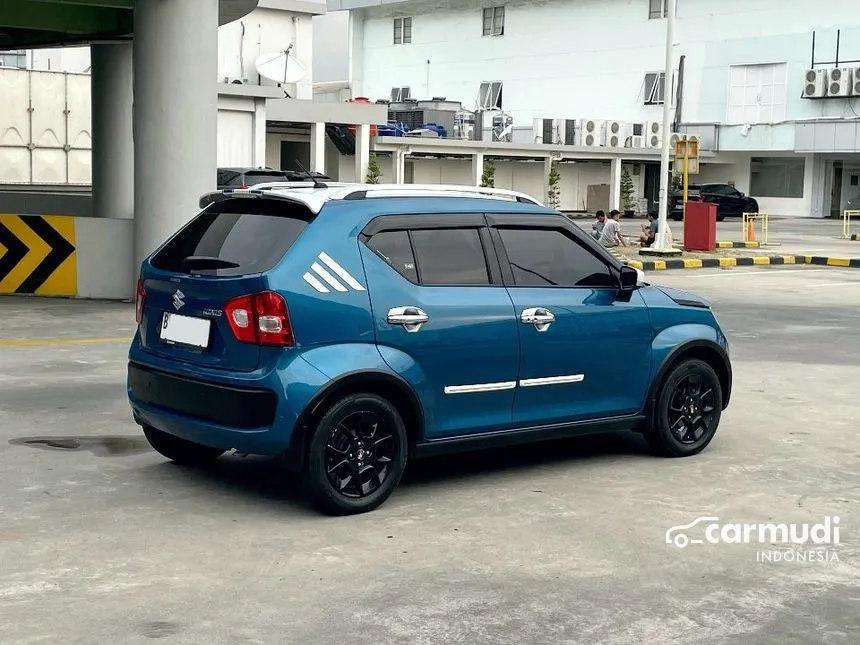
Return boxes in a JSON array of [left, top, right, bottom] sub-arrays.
[[138, 431, 653, 513]]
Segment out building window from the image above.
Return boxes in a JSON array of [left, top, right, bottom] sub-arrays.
[[750, 157, 805, 198], [727, 63, 787, 124], [478, 81, 503, 109], [394, 17, 412, 44], [482, 6, 505, 36], [0, 50, 27, 68], [390, 86, 411, 101], [644, 72, 666, 105], [648, 0, 668, 19]]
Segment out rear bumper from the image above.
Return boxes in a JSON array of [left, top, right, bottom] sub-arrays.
[[128, 361, 290, 455], [128, 362, 277, 429]]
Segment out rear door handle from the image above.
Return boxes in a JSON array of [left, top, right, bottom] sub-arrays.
[[521, 307, 555, 332], [388, 306, 429, 332]]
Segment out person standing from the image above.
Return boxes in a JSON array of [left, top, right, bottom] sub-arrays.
[[599, 210, 627, 247]]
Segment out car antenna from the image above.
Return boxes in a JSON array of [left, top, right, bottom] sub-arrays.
[[294, 159, 327, 189]]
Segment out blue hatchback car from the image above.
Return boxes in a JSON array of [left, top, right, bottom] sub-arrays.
[[128, 183, 732, 515]]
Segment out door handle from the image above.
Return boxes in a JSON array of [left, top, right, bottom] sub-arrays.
[[387, 306, 429, 332], [521, 307, 555, 332]]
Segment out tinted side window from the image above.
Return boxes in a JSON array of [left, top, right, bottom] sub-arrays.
[[366, 230, 418, 283], [410, 228, 490, 285], [151, 199, 311, 276], [498, 227, 614, 287], [705, 185, 728, 196]]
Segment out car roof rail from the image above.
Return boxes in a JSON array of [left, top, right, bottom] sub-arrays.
[[328, 183, 544, 205]]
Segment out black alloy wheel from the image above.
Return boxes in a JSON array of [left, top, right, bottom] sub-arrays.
[[325, 410, 396, 498], [646, 358, 723, 457], [303, 393, 408, 515]]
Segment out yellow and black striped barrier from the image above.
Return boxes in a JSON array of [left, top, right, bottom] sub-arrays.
[[0, 215, 76, 296], [717, 240, 760, 248], [625, 255, 860, 271]]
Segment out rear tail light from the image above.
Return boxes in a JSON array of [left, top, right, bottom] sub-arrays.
[[135, 279, 147, 324], [225, 291, 294, 346]]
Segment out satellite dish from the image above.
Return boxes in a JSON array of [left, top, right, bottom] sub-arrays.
[[255, 46, 306, 85]]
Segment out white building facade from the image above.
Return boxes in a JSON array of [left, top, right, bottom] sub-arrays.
[[0, 0, 384, 190], [329, 0, 860, 217]]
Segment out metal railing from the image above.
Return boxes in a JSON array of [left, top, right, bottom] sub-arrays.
[[841, 210, 860, 239], [742, 212, 772, 245]]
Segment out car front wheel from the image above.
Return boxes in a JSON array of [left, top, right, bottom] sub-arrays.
[[142, 425, 225, 465], [303, 393, 408, 515], [645, 359, 723, 457]]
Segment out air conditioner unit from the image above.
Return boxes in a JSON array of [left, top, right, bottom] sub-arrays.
[[828, 67, 853, 97], [645, 121, 663, 148], [669, 132, 684, 148], [533, 118, 560, 144], [578, 119, 605, 146], [803, 69, 828, 98], [561, 119, 577, 145], [853, 67, 860, 96], [627, 135, 645, 148], [604, 120, 632, 148]]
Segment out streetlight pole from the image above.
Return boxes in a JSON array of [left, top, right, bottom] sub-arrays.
[[653, 0, 677, 251]]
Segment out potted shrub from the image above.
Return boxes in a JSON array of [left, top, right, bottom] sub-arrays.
[[620, 166, 636, 218], [547, 160, 561, 209], [366, 153, 382, 184]]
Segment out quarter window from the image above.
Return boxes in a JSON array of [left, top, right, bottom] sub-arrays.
[[366, 230, 418, 282], [410, 228, 490, 285], [497, 227, 614, 288]]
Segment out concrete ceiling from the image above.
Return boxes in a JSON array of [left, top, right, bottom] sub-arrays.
[[0, 0, 259, 50]]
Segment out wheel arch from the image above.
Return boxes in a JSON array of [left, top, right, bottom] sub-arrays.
[[645, 339, 732, 419], [288, 369, 425, 470]]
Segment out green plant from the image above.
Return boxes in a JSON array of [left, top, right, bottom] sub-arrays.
[[671, 173, 683, 190], [547, 160, 561, 209], [620, 166, 635, 211], [480, 159, 495, 188], [366, 152, 382, 184]]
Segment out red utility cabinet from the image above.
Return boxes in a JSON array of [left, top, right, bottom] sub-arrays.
[[683, 201, 717, 252]]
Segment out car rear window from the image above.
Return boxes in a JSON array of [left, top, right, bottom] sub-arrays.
[[150, 198, 313, 276]]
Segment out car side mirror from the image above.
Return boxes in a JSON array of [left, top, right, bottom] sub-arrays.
[[619, 265, 639, 291]]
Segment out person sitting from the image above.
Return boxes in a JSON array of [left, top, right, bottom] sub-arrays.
[[599, 210, 627, 247], [640, 211, 658, 247], [591, 210, 606, 240]]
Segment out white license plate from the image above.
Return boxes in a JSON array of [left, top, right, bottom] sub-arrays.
[[159, 312, 211, 349]]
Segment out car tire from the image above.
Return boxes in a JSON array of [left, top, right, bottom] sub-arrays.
[[142, 425, 225, 465], [302, 393, 408, 516], [645, 358, 723, 458]]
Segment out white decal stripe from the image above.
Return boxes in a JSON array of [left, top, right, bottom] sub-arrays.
[[519, 374, 585, 387], [303, 272, 330, 293], [318, 252, 366, 291], [444, 381, 517, 395], [311, 262, 347, 292]]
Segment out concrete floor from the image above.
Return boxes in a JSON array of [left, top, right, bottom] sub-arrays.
[[1, 265, 859, 644]]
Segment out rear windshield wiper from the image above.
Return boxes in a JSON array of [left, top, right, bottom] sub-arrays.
[[180, 256, 241, 270]]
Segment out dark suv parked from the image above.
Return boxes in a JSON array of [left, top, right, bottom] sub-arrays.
[[670, 183, 758, 221]]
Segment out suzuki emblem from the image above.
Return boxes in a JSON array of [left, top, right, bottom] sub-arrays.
[[172, 289, 185, 311]]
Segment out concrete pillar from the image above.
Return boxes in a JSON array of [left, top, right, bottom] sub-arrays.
[[133, 0, 218, 273], [392, 149, 406, 184], [91, 43, 133, 219], [355, 124, 371, 183], [609, 157, 622, 211], [253, 99, 267, 168], [471, 152, 484, 186], [310, 122, 326, 175]]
